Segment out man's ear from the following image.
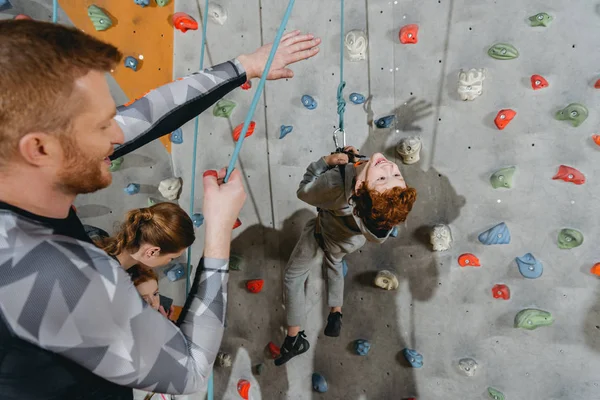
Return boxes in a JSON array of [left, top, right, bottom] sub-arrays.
[[18, 132, 62, 166]]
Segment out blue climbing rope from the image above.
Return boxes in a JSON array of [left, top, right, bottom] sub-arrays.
[[52, 0, 58, 22], [337, 0, 346, 134], [224, 0, 296, 182]]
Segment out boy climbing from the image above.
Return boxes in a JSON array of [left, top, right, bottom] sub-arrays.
[[275, 147, 417, 366]]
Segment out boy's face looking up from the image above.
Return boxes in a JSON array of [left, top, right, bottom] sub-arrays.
[[355, 153, 406, 193]]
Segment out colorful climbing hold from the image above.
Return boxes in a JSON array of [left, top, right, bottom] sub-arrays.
[[458, 253, 480, 267], [494, 109, 516, 130], [173, 12, 198, 33], [0, 0, 12, 12], [354, 339, 371, 356], [342, 259, 348, 277], [279, 125, 293, 139], [403, 348, 423, 368], [390, 226, 399, 237], [233, 218, 242, 229], [165, 263, 185, 281], [267, 342, 281, 359], [124, 183, 140, 195], [555, 103, 588, 127], [529, 12, 553, 27], [14, 14, 32, 20], [192, 213, 204, 228], [557, 228, 584, 249], [213, 99, 236, 118], [232, 121, 256, 142], [399, 24, 419, 44], [492, 284, 510, 300], [590, 263, 600, 276], [109, 157, 124, 172], [595, 79, 600, 89], [156, 0, 170, 6], [246, 279, 264, 293], [170, 128, 183, 144], [229, 254, 243, 271], [530, 74, 549, 90], [349, 93, 366, 105], [478, 222, 510, 245], [133, 0, 150, 7], [208, 2, 228, 25], [88, 5, 113, 31], [301, 95, 317, 110], [490, 166, 516, 189], [216, 352, 232, 368], [237, 379, 251, 400], [458, 68, 486, 101], [312, 373, 328, 393], [458, 358, 478, 377], [241, 81, 252, 90], [488, 43, 519, 60], [124, 56, 139, 71], [552, 165, 585, 185], [147, 198, 157, 207], [488, 387, 505, 400], [514, 308, 554, 330], [515, 253, 543, 279], [344, 30, 368, 61], [375, 115, 395, 129], [374, 270, 399, 290], [592, 135, 600, 146]]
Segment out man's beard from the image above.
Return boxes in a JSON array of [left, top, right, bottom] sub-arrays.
[[56, 136, 112, 195]]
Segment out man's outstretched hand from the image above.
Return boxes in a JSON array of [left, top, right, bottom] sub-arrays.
[[238, 30, 321, 80]]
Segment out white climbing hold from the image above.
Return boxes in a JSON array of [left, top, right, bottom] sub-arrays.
[[344, 29, 368, 62], [458, 358, 478, 377], [208, 2, 227, 25], [158, 177, 182, 201], [430, 224, 452, 251], [396, 136, 422, 164], [374, 270, 399, 290], [216, 352, 232, 367], [457, 68, 486, 101]]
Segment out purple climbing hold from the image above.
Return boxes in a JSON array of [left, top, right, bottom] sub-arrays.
[[124, 56, 139, 71], [170, 128, 183, 144], [165, 263, 185, 281], [124, 183, 140, 195], [133, 0, 150, 6], [280, 125, 293, 139], [192, 213, 204, 228], [375, 115, 395, 129]]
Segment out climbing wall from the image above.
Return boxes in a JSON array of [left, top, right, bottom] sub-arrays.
[[10, 0, 600, 399]]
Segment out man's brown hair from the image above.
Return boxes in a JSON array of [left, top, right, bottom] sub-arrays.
[[0, 20, 122, 166]]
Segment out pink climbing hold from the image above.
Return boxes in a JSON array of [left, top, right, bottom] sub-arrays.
[[492, 284, 510, 300], [399, 24, 419, 44]]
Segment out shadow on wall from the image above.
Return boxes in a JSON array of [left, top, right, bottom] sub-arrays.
[[584, 285, 600, 354]]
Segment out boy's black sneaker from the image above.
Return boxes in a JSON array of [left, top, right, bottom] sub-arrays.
[[274, 331, 310, 366], [324, 311, 342, 337]]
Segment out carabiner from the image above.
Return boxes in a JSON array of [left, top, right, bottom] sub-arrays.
[[332, 128, 346, 150]]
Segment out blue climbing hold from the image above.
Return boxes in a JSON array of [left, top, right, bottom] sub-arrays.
[[301, 95, 317, 110], [0, 0, 12, 12], [124, 183, 140, 195], [349, 93, 366, 105], [312, 373, 328, 393], [124, 56, 139, 71], [165, 263, 185, 282], [133, 0, 150, 6], [390, 226, 399, 238], [403, 348, 423, 368], [516, 253, 543, 279], [280, 125, 293, 139], [192, 213, 204, 228], [478, 222, 510, 245], [170, 128, 183, 144], [342, 259, 348, 277], [375, 115, 395, 129], [354, 339, 371, 356]]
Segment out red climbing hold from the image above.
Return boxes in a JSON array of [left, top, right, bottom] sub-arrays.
[[246, 279, 264, 293], [241, 81, 252, 90], [552, 165, 585, 185], [203, 170, 218, 179], [268, 342, 281, 358], [237, 379, 251, 400], [173, 12, 198, 33], [458, 253, 480, 267], [594, 79, 600, 89], [492, 284, 510, 300], [592, 135, 600, 147], [232, 121, 256, 142], [14, 14, 32, 20], [494, 109, 516, 130], [399, 24, 419, 44], [530, 74, 549, 90], [590, 263, 600, 276], [233, 218, 242, 229]]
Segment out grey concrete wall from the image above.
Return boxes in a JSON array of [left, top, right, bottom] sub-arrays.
[[11, 0, 600, 399]]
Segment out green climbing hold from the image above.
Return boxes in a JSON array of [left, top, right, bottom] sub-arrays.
[[490, 166, 515, 189], [213, 99, 236, 118], [557, 228, 584, 249], [488, 43, 519, 60], [88, 5, 112, 31], [529, 12, 553, 27], [488, 387, 505, 400], [514, 308, 554, 330], [555, 103, 588, 127], [156, 0, 170, 6], [147, 198, 157, 207], [229, 254, 243, 271], [109, 157, 123, 172]]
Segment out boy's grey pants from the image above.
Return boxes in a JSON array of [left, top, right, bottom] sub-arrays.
[[284, 212, 366, 327]]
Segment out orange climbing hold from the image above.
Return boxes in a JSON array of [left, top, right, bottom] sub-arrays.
[[458, 253, 480, 267], [237, 379, 251, 399], [594, 79, 600, 89], [591, 263, 600, 276], [492, 284, 510, 300], [592, 135, 600, 146], [232, 121, 256, 142], [173, 12, 198, 33], [268, 342, 281, 358], [530, 74, 549, 90], [246, 279, 264, 293], [241, 81, 252, 90], [494, 109, 516, 130], [399, 24, 419, 44]]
